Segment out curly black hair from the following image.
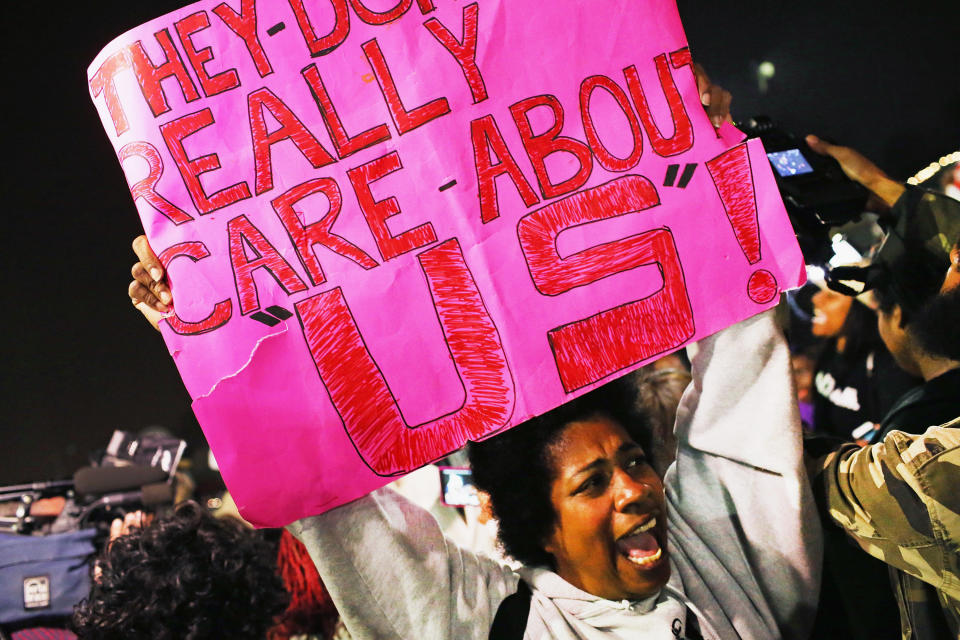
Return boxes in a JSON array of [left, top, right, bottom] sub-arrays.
[[467, 377, 650, 568], [909, 283, 960, 361], [72, 501, 289, 639]]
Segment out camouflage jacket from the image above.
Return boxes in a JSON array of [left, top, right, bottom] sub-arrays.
[[817, 419, 960, 639]]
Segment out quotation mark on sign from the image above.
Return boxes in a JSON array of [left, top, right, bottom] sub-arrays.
[[251, 305, 293, 326], [663, 163, 697, 188]]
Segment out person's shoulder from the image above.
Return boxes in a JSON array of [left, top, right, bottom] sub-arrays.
[[879, 382, 947, 435], [882, 422, 960, 478]]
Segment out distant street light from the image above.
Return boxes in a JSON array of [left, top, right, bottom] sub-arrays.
[[757, 60, 775, 93]]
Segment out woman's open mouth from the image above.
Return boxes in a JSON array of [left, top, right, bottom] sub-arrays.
[[615, 517, 663, 568]]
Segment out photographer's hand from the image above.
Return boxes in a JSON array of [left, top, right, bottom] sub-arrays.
[[129, 235, 170, 331], [95, 511, 154, 582], [805, 135, 905, 207], [109, 510, 154, 542]]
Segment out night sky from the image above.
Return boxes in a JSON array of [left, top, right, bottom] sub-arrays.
[[2, 0, 957, 485]]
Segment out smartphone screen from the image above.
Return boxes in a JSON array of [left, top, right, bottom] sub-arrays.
[[437, 467, 480, 507], [766, 148, 815, 177]]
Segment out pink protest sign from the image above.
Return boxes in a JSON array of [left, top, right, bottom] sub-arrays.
[[89, 0, 804, 526]]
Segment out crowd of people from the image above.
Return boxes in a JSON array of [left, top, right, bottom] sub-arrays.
[[3, 59, 957, 640], [111, 75, 960, 639]]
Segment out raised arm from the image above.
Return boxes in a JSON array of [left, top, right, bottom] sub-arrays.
[[805, 135, 905, 208], [667, 310, 822, 640], [288, 488, 518, 640]]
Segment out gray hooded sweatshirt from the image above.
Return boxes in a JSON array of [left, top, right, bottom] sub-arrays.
[[290, 310, 823, 639]]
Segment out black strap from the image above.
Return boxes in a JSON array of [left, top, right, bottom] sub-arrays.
[[684, 609, 705, 640], [488, 580, 532, 640]]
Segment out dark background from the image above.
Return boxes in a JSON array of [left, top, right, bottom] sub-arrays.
[[2, 0, 957, 484]]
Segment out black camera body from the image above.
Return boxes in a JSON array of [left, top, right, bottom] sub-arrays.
[[740, 116, 869, 263]]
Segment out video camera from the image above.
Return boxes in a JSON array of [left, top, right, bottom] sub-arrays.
[[0, 431, 185, 536], [0, 431, 185, 632], [739, 116, 870, 264]]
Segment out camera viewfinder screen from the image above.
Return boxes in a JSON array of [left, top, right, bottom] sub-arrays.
[[767, 149, 814, 177]]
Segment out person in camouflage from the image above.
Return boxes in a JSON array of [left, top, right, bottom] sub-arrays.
[[816, 421, 960, 639], [808, 137, 960, 639]]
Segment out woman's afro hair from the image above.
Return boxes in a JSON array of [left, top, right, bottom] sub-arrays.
[[467, 377, 649, 568], [73, 501, 289, 640]]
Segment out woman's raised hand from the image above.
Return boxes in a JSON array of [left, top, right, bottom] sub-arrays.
[[128, 235, 171, 331]]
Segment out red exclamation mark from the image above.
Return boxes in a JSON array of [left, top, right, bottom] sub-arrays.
[[705, 143, 778, 304]]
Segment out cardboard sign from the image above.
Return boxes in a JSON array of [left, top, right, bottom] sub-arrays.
[[88, 0, 804, 526]]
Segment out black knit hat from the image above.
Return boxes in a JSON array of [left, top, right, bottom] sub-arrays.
[[826, 187, 960, 317]]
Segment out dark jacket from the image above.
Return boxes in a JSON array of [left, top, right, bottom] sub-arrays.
[[878, 367, 960, 439]]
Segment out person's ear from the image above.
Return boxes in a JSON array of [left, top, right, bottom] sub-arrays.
[[541, 527, 559, 558], [476, 490, 494, 525], [892, 304, 905, 329], [939, 245, 960, 292]]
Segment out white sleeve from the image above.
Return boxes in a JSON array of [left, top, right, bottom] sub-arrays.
[[677, 309, 800, 473], [667, 309, 822, 640], [288, 487, 519, 640]]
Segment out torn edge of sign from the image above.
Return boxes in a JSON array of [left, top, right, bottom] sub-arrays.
[[193, 324, 290, 402], [718, 121, 747, 147]]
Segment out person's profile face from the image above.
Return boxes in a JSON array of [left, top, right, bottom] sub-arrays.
[[811, 287, 853, 338], [543, 416, 669, 601]]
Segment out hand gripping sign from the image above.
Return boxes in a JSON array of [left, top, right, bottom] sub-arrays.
[[89, 0, 804, 526]]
